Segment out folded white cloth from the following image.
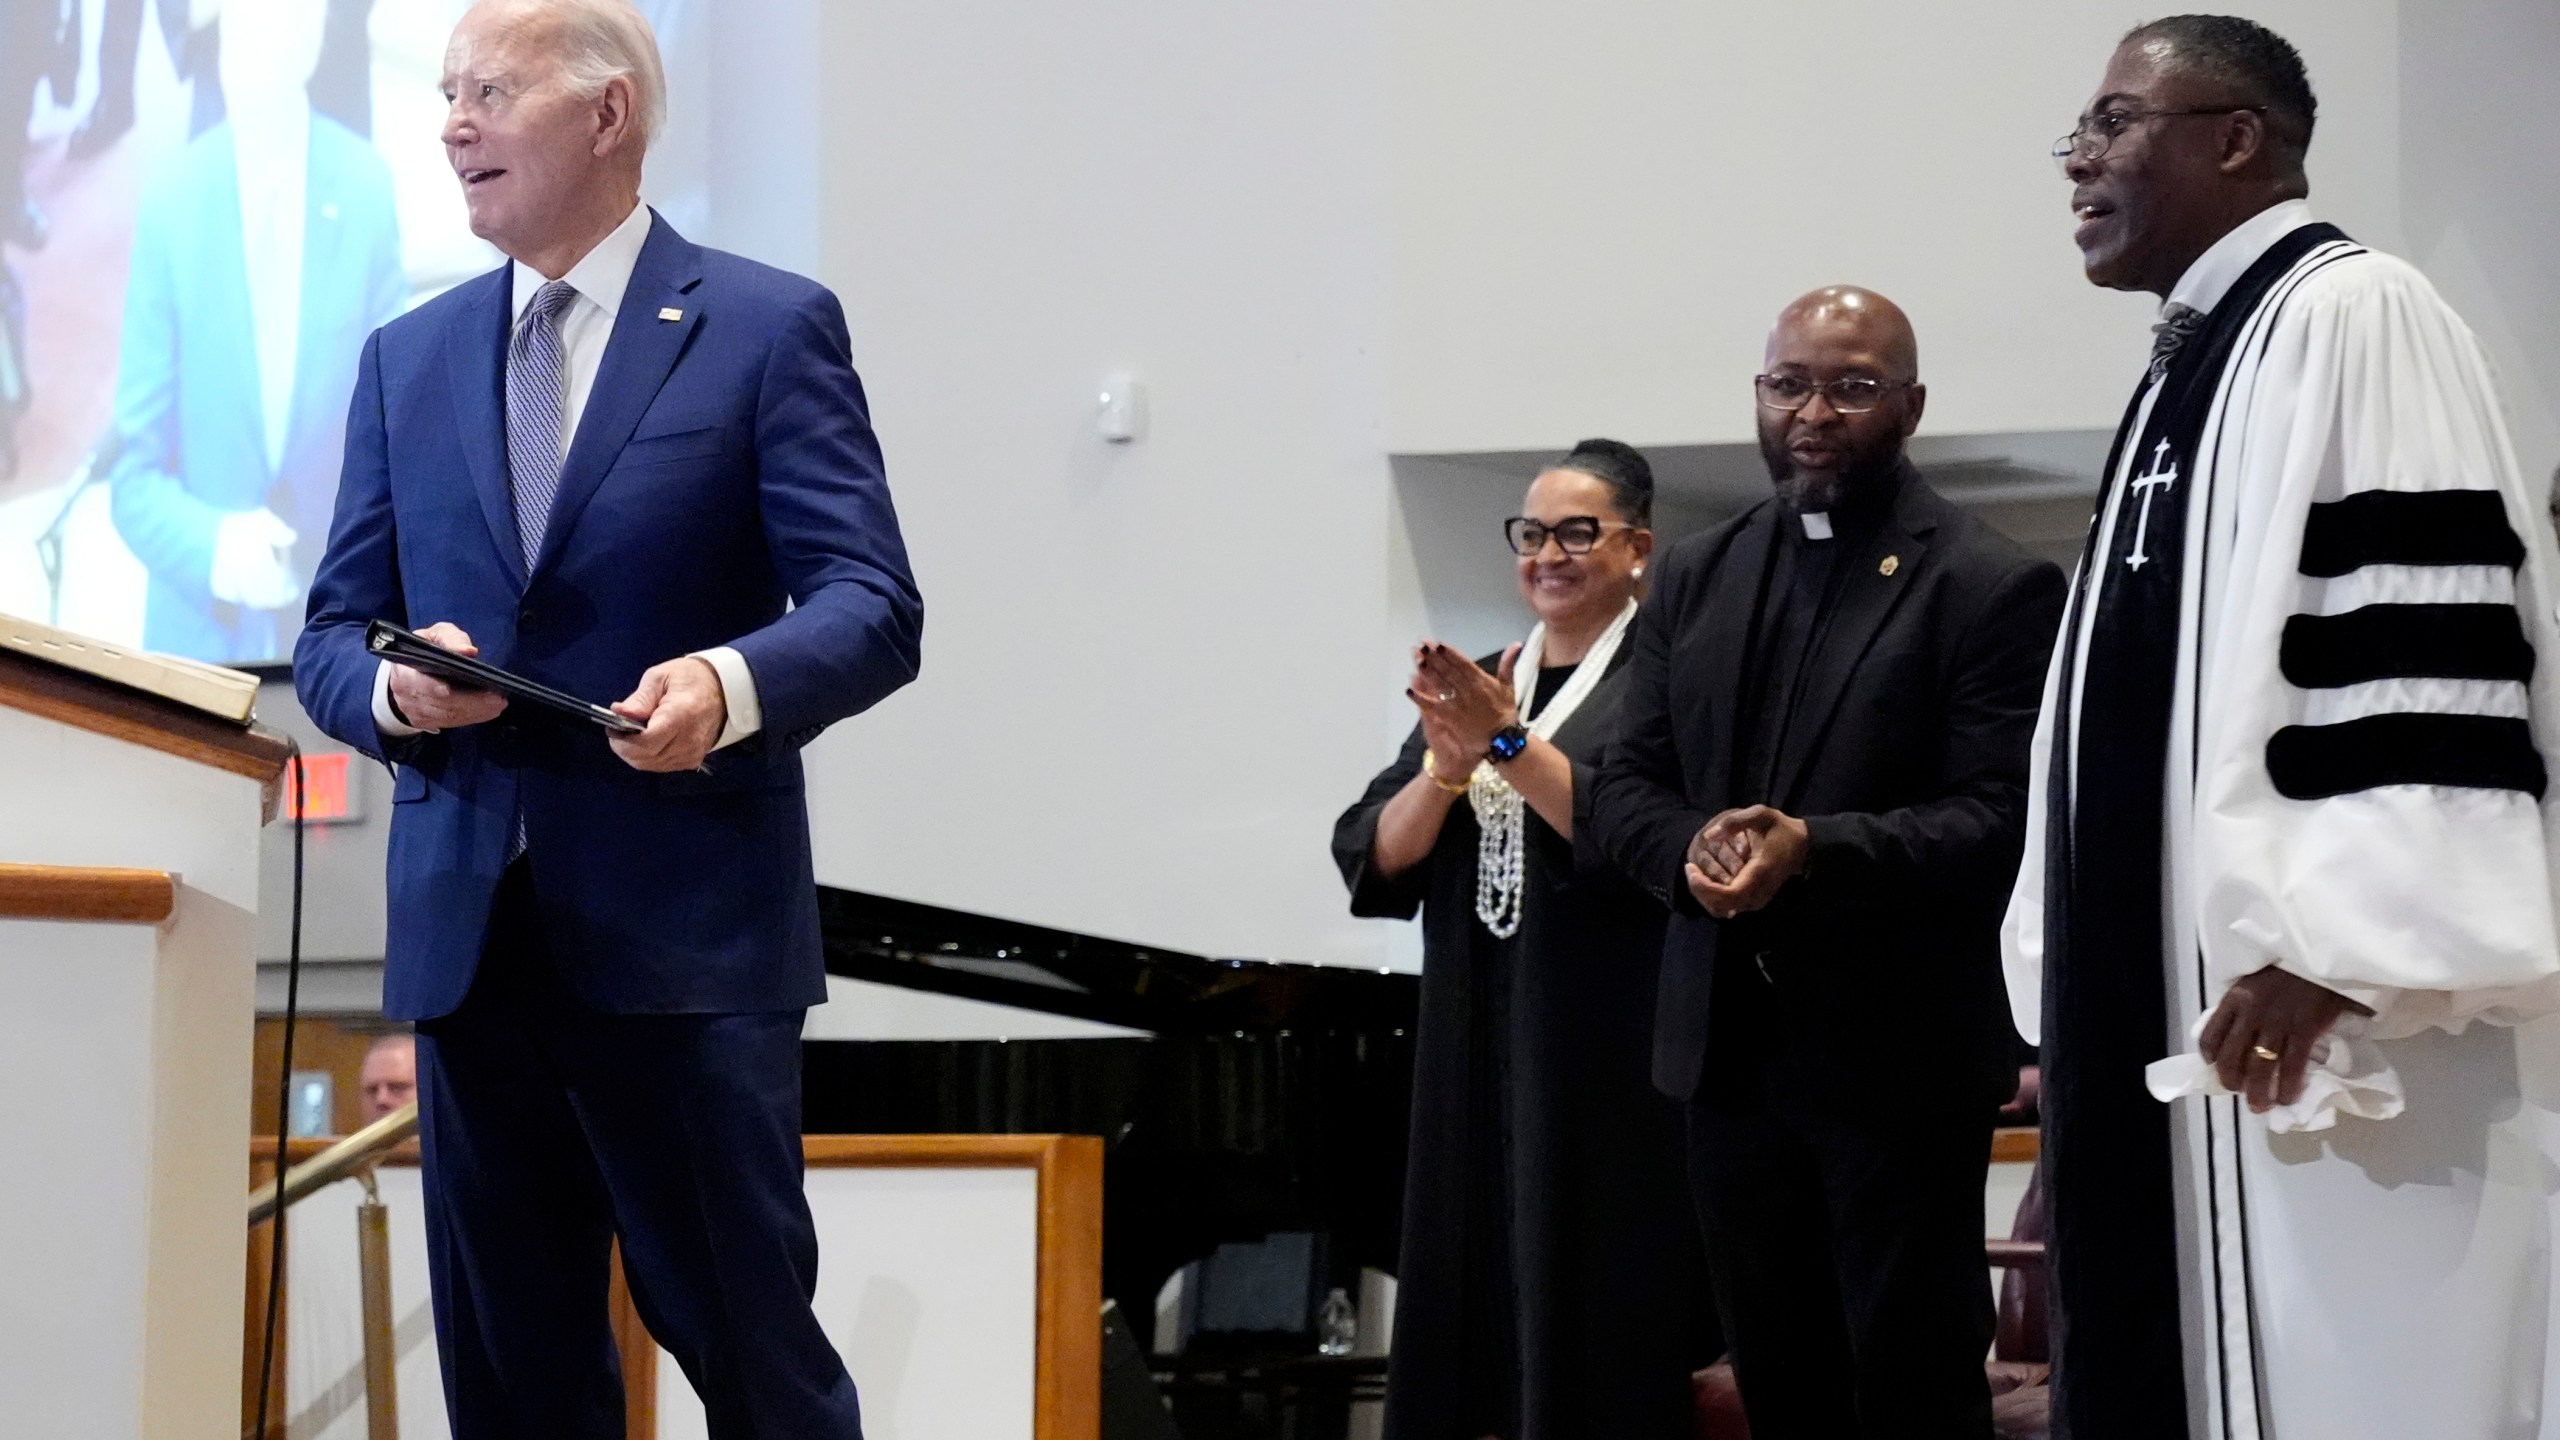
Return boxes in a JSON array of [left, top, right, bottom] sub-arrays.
[[2144, 1012, 2405, 1134]]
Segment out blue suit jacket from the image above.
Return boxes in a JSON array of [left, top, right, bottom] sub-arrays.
[[109, 116, 407, 664], [294, 214, 924, 1021]]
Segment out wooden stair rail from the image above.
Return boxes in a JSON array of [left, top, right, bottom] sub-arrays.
[[0, 863, 178, 923]]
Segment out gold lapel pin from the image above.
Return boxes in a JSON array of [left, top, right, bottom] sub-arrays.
[[1879, 555, 1900, 577], [658, 307, 684, 322]]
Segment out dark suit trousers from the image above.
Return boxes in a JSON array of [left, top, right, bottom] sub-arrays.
[[1683, 1033, 1995, 1440], [416, 862, 863, 1439]]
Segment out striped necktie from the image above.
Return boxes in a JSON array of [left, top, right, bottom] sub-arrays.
[[506, 279, 580, 570], [503, 279, 577, 861]]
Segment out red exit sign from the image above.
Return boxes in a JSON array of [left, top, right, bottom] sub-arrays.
[[283, 753, 363, 824]]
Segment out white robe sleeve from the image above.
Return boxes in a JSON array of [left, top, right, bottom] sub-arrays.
[[2191, 253, 2560, 1040]]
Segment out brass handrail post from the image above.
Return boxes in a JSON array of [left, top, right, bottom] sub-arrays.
[[247, 1102, 419, 1226], [355, 1169, 399, 1440]]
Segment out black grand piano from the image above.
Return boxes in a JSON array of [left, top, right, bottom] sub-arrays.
[[800, 884, 1419, 1359]]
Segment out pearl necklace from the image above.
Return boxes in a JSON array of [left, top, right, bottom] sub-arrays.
[[1469, 599, 1639, 937]]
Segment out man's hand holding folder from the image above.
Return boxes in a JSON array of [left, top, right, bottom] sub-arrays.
[[383, 622, 510, 731], [367, 619, 646, 736]]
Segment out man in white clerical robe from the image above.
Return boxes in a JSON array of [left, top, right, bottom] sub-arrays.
[[2006, 17, 2560, 1440]]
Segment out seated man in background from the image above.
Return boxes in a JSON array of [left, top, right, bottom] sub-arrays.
[[1591, 287, 2064, 1439], [357, 1032, 416, 1121]]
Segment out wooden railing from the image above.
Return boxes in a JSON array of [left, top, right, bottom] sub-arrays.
[[0, 862, 177, 923], [246, 1132, 1105, 1440]]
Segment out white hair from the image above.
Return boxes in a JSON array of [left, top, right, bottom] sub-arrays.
[[508, 0, 667, 148]]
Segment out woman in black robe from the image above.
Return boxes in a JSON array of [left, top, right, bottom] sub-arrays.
[[1333, 440, 1717, 1440]]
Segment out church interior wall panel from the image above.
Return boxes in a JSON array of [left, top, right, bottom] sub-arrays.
[[798, 0, 1398, 969], [1383, 0, 2410, 455]]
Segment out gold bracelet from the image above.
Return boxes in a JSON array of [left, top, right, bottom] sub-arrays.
[[1421, 748, 1473, 795]]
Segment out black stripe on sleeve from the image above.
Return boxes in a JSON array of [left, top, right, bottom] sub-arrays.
[[2280, 604, 2534, 688], [2267, 713, 2546, 800], [2299, 489, 2524, 577]]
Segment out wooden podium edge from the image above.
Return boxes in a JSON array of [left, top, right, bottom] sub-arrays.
[[247, 1134, 1105, 1440], [0, 647, 293, 786], [0, 862, 178, 924]]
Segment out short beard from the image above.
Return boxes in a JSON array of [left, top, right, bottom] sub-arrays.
[[1758, 433, 1902, 513]]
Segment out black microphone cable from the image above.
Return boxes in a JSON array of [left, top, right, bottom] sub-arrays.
[[250, 734, 309, 1440]]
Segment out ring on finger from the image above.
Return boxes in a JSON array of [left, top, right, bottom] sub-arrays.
[[2250, 1043, 2281, 1063]]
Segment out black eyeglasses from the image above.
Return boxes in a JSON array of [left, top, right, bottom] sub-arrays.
[[1505, 516, 1634, 557], [2052, 105, 2266, 172], [1754, 374, 1911, 415]]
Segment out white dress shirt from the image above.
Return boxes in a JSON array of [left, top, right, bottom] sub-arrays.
[[232, 99, 310, 475], [374, 201, 764, 748], [2164, 196, 2313, 317]]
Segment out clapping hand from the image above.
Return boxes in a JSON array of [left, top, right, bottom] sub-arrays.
[[1684, 805, 1811, 919], [1406, 642, 1521, 772]]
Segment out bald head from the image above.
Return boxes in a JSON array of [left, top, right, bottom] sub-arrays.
[[1754, 286, 1926, 512], [1766, 286, 1919, 383]]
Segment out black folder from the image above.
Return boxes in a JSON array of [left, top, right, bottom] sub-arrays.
[[365, 620, 645, 734]]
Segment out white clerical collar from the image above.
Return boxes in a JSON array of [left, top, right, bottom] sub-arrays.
[[511, 201, 653, 323], [2166, 197, 2315, 319], [1800, 510, 1835, 540]]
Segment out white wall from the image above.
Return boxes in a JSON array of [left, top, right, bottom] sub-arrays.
[[801, 0, 1396, 967], [2398, 0, 2560, 485], [1385, 0, 2407, 452]]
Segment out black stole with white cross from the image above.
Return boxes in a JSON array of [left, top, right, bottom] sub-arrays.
[[2040, 222, 2350, 1440]]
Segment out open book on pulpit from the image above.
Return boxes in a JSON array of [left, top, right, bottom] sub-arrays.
[[0, 610, 260, 723]]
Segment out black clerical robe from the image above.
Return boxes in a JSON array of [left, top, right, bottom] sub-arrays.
[[1591, 461, 2065, 1438], [1334, 647, 1717, 1440]]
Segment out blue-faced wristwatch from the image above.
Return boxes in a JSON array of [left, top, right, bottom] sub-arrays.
[[1487, 724, 1530, 763]]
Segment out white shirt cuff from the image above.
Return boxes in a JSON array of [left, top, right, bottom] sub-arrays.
[[372, 659, 431, 738], [689, 646, 763, 751]]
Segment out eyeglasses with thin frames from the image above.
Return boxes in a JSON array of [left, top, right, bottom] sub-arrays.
[[2051, 105, 2267, 172], [1754, 374, 1912, 415], [1505, 516, 1636, 557]]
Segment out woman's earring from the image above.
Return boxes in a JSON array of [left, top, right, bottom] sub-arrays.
[[1632, 565, 1645, 580]]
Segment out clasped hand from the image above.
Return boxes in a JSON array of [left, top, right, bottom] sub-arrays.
[[388, 623, 728, 772], [1406, 641, 1520, 776], [1684, 806, 1811, 919]]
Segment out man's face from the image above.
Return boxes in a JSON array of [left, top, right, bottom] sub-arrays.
[[2065, 39, 2254, 295], [440, 6, 612, 258], [358, 1039, 417, 1120], [1755, 317, 1922, 512]]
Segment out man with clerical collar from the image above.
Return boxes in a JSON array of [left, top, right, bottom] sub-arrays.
[[1592, 288, 2064, 1438], [2009, 16, 2560, 1440]]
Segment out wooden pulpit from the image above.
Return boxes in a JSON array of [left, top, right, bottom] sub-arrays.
[[0, 641, 292, 1438]]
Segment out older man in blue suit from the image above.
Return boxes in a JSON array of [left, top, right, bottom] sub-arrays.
[[293, 1, 921, 1435], [109, 0, 406, 664]]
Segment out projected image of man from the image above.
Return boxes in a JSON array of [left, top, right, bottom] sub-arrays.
[[105, 0, 407, 664]]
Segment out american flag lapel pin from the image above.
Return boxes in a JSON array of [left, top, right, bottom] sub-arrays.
[[659, 307, 684, 322]]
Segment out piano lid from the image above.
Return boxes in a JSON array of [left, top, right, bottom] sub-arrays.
[[816, 886, 1417, 1035]]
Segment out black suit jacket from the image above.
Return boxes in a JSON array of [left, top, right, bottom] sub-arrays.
[[1591, 464, 2065, 1105]]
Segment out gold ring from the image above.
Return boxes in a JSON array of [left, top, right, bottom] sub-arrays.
[[2251, 1044, 2281, 1062]]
